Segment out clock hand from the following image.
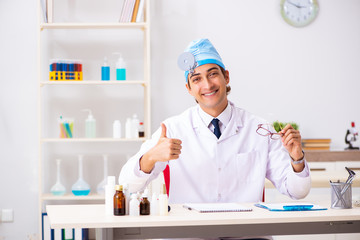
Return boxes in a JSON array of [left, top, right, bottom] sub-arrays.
[[287, 1, 307, 9]]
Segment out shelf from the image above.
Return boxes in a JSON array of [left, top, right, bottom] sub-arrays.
[[41, 138, 146, 143], [40, 80, 148, 87], [305, 150, 360, 162], [40, 22, 147, 30], [42, 193, 104, 201]]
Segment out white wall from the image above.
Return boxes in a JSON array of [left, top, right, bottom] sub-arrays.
[[0, 0, 360, 238]]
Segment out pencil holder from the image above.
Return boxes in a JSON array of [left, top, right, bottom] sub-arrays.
[[330, 182, 352, 209]]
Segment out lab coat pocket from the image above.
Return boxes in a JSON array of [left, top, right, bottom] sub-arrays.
[[236, 151, 259, 182]]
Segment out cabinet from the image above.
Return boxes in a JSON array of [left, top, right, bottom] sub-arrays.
[[37, 0, 151, 238]]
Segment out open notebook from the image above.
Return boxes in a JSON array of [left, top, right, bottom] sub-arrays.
[[183, 203, 252, 213]]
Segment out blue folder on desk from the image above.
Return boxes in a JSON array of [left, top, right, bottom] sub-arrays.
[[255, 202, 327, 211]]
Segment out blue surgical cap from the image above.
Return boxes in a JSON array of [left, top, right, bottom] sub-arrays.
[[183, 38, 225, 81]]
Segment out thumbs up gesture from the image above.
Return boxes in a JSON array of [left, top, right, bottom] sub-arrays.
[[140, 123, 182, 173]]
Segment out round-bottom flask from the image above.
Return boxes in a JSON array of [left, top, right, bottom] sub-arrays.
[[50, 159, 66, 195], [96, 154, 108, 195], [71, 155, 90, 196]]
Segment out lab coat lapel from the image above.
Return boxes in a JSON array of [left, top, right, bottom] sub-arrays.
[[192, 107, 218, 139], [218, 106, 243, 142]]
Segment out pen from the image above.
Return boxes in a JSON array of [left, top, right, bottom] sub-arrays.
[[183, 205, 192, 211]]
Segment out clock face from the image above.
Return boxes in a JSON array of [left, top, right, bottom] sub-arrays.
[[280, 0, 319, 27]]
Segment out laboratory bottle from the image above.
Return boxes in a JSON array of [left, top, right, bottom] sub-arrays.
[[71, 155, 91, 196], [105, 176, 116, 215], [140, 189, 150, 215], [101, 57, 110, 81], [96, 154, 108, 195], [132, 114, 140, 138], [150, 193, 159, 216], [129, 193, 140, 216], [125, 117, 132, 139], [138, 122, 145, 138], [115, 54, 126, 81], [50, 159, 66, 196], [82, 109, 96, 138], [113, 120, 121, 138], [114, 185, 126, 216], [159, 184, 168, 216]]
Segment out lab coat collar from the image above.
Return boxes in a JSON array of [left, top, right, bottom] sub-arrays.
[[198, 102, 232, 130], [193, 101, 243, 141]]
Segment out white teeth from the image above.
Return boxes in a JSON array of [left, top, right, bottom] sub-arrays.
[[203, 91, 216, 96]]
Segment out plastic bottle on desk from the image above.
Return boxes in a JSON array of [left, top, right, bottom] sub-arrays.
[[129, 193, 140, 216], [151, 193, 159, 216], [159, 184, 168, 216], [105, 176, 116, 215]]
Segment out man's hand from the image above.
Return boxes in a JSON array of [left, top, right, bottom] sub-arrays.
[[280, 124, 305, 172], [140, 123, 182, 173]]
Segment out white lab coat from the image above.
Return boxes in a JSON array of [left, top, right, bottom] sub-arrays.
[[119, 102, 311, 204]]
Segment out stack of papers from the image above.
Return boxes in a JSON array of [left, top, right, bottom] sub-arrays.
[[255, 202, 327, 211]]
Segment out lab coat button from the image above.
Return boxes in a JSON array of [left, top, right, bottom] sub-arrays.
[[218, 167, 221, 172], [218, 193, 221, 199]]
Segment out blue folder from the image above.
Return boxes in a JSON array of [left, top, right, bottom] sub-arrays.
[[255, 202, 327, 211]]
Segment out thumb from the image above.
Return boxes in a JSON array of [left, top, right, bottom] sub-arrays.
[[160, 123, 167, 138]]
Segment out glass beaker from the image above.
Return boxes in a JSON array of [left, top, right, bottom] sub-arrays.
[[59, 116, 74, 138], [71, 154, 90, 196], [50, 159, 66, 196], [96, 154, 108, 195]]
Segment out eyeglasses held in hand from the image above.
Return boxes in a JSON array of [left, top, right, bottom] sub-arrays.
[[256, 124, 284, 140]]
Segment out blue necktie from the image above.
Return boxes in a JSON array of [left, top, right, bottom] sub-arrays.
[[211, 118, 221, 139]]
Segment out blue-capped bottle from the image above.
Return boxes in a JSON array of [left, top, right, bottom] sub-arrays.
[[101, 57, 110, 81], [115, 55, 126, 81]]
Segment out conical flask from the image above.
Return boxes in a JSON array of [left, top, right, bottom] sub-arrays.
[[50, 159, 66, 196], [71, 154, 90, 196], [96, 154, 108, 195]]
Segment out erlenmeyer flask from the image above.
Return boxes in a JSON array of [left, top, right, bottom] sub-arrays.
[[96, 154, 108, 195], [71, 154, 90, 196], [50, 159, 66, 196]]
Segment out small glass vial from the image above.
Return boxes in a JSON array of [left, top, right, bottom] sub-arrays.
[[138, 122, 145, 138], [140, 191, 150, 215], [114, 185, 126, 216]]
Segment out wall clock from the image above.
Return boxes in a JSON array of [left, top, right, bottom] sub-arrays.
[[280, 0, 319, 27]]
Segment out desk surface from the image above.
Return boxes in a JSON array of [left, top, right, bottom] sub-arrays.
[[46, 203, 360, 238], [46, 202, 360, 229]]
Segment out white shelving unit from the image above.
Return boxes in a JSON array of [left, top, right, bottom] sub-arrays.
[[37, 0, 151, 238]]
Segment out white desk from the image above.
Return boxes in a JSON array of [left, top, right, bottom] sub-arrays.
[[46, 203, 360, 239]]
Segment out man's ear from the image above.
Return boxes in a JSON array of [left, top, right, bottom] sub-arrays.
[[185, 82, 191, 94], [225, 70, 230, 85]]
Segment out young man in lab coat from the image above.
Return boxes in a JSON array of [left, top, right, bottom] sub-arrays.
[[119, 38, 311, 204]]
